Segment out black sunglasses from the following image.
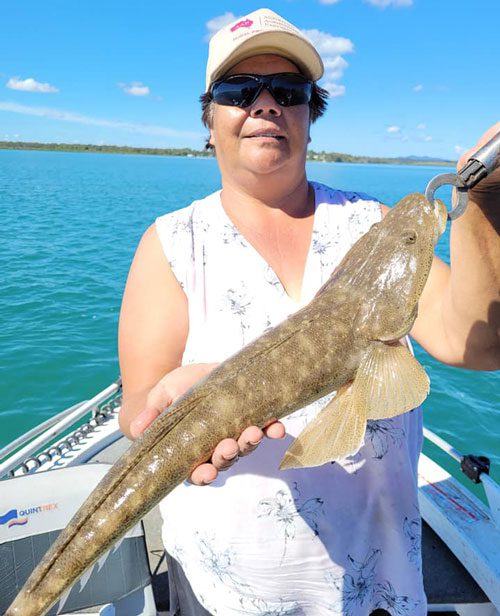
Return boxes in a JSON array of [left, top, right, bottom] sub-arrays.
[[209, 73, 313, 108]]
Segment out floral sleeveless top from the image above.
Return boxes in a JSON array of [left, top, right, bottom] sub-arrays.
[[155, 182, 426, 616]]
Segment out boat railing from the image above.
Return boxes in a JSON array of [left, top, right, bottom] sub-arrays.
[[0, 379, 122, 480], [2, 385, 498, 527], [423, 426, 500, 527]]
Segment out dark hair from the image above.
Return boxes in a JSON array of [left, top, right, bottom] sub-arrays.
[[200, 83, 329, 150]]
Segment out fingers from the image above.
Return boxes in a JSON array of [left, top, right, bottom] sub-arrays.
[[263, 420, 287, 440], [188, 439, 238, 486], [188, 421, 286, 485], [237, 426, 264, 455], [211, 438, 241, 467], [458, 122, 500, 168], [189, 463, 218, 486]]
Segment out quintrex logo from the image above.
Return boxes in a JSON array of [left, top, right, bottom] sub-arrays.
[[0, 503, 58, 529]]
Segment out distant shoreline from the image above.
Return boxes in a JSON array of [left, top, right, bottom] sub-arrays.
[[0, 141, 455, 167]]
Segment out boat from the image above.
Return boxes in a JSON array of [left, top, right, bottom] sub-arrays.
[[0, 380, 499, 616]]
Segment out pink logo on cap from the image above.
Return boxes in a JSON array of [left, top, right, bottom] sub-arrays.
[[231, 19, 253, 32]]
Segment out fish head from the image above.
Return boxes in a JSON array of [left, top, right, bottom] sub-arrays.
[[354, 192, 447, 342]]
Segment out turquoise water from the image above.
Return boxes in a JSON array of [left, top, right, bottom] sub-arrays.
[[1, 149, 498, 489]]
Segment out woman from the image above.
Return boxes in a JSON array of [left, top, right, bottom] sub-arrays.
[[118, 9, 499, 615]]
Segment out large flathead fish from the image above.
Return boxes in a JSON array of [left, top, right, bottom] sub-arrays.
[[7, 192, 447, 615]]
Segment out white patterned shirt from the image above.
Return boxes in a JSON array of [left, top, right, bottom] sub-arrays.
[[155, 181, 426, 616]]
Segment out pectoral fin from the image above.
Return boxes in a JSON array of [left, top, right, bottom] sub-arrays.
[[358, 342, 430, 420], [279, 383, 367, 469]]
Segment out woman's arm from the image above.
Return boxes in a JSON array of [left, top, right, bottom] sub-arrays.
[[118, 223, 285, 485], [118, 223, 189, 438], [411, 123, 500, 369]]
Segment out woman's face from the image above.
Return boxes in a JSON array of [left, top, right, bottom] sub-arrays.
[[209, 54, 311, 183]]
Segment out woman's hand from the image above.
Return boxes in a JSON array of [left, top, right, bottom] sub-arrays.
[[129, 363, 218, 439], [190, 420, 286, 486], [128, 363, 286, 486], [458, 122, 500, 213]]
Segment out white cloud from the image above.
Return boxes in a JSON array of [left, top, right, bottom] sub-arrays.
[[413, 84, 423, 92], [302, 30, 353, 56], [7, 77, 58, 93], [366, 0, 413, 7], [387, 125, 401, 133], [416, 123, 426, 130], [319, 0, 343, 4], [0, 101, 203, 140], [322, 56, 349, 82], [302, 30, 354, 98], [118, 82, 151, 97], [205, 12, 238, 41], [455, 144, 465, 154], [424, 135, 433, 142], [323, 83, 346, 97]]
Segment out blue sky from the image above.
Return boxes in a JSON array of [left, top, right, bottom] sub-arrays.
[[1, 0, 498, 158]]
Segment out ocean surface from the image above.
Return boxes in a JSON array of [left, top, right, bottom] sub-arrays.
[[1, 149, 498, 491]]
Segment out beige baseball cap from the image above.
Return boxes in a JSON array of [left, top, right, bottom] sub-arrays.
[[205, 8, 324, 91]]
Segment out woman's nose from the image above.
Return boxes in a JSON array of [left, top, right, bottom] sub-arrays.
[[248, 88, 282, 117]]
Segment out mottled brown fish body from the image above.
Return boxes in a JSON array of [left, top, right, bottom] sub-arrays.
[[7, 299, 358, 616], [7, 193, 447, 616]]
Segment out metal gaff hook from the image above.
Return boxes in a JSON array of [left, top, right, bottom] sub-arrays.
[[425, 131, 500, 220]]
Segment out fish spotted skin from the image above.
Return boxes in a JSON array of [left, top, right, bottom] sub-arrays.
[[6, 192, 447, 616]]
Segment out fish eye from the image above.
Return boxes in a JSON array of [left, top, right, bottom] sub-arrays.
[[402, 230, 417, 244]]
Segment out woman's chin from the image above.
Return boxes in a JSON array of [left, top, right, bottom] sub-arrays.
[[242, 149, 291, 175]]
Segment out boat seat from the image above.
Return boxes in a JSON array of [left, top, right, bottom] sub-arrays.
[[0, 464, 156, 615]]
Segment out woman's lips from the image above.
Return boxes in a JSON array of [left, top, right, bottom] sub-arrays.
[[246, 131, 285, 141]]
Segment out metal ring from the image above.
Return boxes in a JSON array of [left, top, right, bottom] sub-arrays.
[[9, 465, 28, 477], [37, 452, 52, 464], [25, 457, 42, 470], [18, 462, 30, 475], [95, 412, 107, 425], [66, 436, 78, 447], [449, 187, 469, 220]]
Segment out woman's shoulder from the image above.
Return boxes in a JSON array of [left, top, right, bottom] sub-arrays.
[[310, 181, 382, 240], [310, 180, 380, 207], [155, 190, 222, 237], [157, 190, 219, 222]]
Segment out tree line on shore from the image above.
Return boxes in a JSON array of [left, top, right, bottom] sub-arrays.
[[0, 141, 454, 166]]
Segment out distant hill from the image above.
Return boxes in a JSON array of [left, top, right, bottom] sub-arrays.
[[0, 141, 214, 158], [0, 141, 455, 167], [401, 155, 453, 163], [307, 149, 455, 166]]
